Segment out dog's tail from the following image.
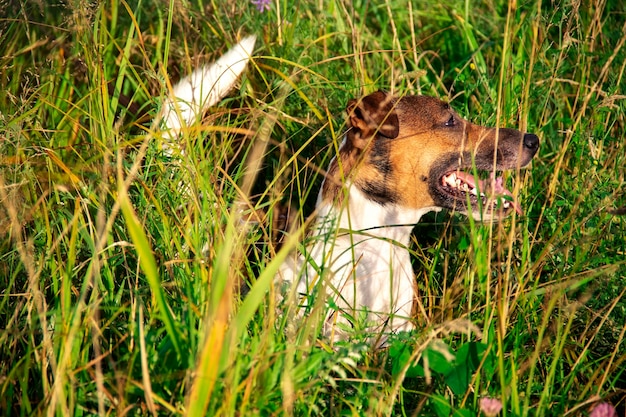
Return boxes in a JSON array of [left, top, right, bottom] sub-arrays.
[[156, 35, 256, 150]]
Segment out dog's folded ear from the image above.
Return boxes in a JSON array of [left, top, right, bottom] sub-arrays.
[[346, 90, 399, 148]]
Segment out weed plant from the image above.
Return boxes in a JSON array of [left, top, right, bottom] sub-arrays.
[[1, 0, 625, 416]]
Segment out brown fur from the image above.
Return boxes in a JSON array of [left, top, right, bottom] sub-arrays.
[[322, 91, 539, 217]]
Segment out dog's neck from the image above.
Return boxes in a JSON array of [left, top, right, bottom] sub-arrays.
[[315, 182, 439, 246], [317, 134, 439, 245]]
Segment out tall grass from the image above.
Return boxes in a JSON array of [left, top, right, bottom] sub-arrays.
[[1, 0, 625, 415]]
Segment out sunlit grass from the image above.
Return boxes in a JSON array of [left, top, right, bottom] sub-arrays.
[[1, 0, 625, 415]]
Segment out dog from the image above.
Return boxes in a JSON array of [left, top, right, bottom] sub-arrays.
[[156, 38, 539, 346], [277, 91, 539, 345]]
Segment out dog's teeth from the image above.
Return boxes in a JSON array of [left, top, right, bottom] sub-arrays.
[[503, 200, 510, 208], [461, 183, 469, 192], [470, 187, 478, 195], [443, 174, 457, 187]]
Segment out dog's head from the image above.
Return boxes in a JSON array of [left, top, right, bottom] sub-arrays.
[[322, 90, 539, 221]]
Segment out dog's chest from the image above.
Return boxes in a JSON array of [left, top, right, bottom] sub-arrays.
[[279, 185, 435, 339]]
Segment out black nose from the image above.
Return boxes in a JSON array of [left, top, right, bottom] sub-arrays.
[[523, 133, 539, 151]]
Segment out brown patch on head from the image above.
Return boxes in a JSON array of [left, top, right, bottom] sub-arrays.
[[346, 91, 399, 147], [323, 91, 400, 205], [322, 92, 540, 218]]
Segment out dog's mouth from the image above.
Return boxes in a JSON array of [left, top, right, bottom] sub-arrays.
[[438, 170, 522, 217]]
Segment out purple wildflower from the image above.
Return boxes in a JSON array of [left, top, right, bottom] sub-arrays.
[[251, 0, 271, 12], [590, 402, 617, 417], [480, 397, 503, 417]]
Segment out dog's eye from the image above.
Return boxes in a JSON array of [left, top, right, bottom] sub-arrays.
[[444, 116, 456, 127]]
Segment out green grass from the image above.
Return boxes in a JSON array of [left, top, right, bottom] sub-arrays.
[[1, 0, 625, 415]]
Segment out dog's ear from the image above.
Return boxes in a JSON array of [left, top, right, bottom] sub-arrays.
[[346, 91, 399, 148]]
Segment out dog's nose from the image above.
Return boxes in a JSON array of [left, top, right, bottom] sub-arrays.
[[523, 133, 539, 151]]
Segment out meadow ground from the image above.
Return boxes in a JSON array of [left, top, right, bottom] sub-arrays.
[[1, 0, 625, 415]]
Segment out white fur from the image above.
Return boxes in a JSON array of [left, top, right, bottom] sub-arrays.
[[152, 36, 255, 259], [157, 35, 256, 148], [278, 177, 442, 344]]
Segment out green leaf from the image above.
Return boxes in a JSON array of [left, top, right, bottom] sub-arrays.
[[430, 394, 452, 417], [444, 342, 487, 395]]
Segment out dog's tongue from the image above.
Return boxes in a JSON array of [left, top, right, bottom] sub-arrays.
[[456, 172, 523, 215]]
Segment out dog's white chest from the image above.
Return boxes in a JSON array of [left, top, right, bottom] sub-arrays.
[[277, 185, 436, 343]]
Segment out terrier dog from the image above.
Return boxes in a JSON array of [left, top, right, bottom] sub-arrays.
[[157, 39, 539, 345], [277, 91, 539, 344]]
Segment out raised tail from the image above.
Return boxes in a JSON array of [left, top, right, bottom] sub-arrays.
[[157, 35, 256, 147]]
